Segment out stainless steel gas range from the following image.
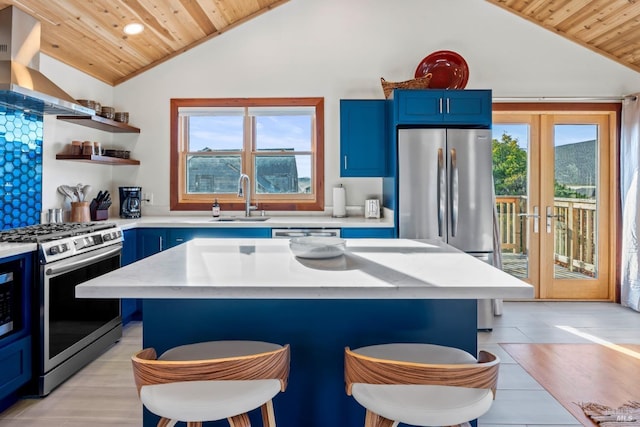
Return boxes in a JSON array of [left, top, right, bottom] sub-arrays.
[[0, 222, 124, 396]]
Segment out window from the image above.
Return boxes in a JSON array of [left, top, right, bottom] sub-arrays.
[[170, 98, 324, 211]]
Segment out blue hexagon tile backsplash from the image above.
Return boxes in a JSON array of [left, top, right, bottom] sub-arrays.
[[0, 107, 43, 230]]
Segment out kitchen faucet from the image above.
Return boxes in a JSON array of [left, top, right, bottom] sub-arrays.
[[237, 173, 257, 217]]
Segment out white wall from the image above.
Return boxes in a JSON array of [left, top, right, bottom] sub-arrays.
[[43, 0, 640, 216], [39, 55, 117, 219]]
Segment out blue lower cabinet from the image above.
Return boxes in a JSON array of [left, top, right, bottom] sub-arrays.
[[0, 252, 32, 410], [136, 228, 167, 259], [0, 336, 31, 411], [121, 229, 137, 266], [341, 228, 395, 238], [121, 229, 140, 324], [121, 298, 140, 325], [167, 228, 271, 248]]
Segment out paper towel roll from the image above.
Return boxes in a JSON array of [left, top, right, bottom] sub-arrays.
[[333, 186, 346, 217]]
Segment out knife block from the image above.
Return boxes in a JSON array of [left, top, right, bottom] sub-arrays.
[[70, 202, 91, 223], [90, 208, 109, 221]]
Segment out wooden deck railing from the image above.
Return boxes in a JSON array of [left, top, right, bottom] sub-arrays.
[[495, 196, 526, 254], [495, 196, 596, 276]]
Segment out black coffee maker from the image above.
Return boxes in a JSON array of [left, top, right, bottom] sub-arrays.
[[119, 187, 142, 218]]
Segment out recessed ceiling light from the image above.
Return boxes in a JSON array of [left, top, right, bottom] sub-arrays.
[[124, 23, 144, 35]]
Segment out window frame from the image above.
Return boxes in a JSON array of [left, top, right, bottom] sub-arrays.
[[170, 97, 325, 212]]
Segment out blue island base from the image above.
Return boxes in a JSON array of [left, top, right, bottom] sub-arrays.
[[142, 298, 478, 427]]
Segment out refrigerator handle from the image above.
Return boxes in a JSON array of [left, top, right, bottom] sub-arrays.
[[450, 148, 458, 237], [437, 148, 445, 237]]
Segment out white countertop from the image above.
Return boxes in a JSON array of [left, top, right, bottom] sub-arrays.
[[111, 213, 394, 230], [0, 242, 37, 259], [0, 214, 394, 258], [76, 238, 533, 300]]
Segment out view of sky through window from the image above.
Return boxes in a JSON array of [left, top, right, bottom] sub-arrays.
[[188, 114, 312, 178], [189, 116, 243, 151], [492, 124, 596, 148]]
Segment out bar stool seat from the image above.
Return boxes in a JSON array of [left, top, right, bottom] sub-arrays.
[[132, 340, 290, 427], [345, 343, 499, 427]]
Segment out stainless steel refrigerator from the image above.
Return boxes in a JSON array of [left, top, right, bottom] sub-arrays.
[[397, 128, 495, 329]]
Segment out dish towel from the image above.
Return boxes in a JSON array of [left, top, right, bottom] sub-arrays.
[[577, 401, 640, 426]]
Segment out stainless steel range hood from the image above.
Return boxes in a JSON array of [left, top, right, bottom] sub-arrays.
[[0, 6, 94, 116]]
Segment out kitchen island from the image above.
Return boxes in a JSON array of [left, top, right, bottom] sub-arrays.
[[77, 238, 532, 427]]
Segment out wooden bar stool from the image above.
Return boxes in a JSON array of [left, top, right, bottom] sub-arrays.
[[344, 343, 499, 427], [132, 340, 290, 427]]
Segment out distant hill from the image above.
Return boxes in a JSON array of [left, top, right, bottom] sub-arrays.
[[555, 139, 596, 186]]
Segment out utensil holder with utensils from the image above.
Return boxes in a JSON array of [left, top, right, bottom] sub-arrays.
[[70, 202, 91, 223]]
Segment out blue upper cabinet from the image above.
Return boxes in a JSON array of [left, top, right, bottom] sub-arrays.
[[393, 89, 491, 127], [340, 100, 388, 177]]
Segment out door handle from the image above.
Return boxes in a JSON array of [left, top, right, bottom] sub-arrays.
[[437, 148, 445, 237], [545, 206, 556, 234], [518, 206, 539, 233], [450, 148, 458, 237]]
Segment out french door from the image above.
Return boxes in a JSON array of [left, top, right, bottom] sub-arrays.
[[493, 109, 616, 300]]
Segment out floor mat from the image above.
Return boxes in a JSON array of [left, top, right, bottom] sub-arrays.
[[577, 401, 640, 426]]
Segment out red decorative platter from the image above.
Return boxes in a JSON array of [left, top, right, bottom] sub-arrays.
[[414, 50, 469, 89]]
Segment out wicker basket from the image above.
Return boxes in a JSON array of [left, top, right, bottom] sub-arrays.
[[380, 73, 433, 99]]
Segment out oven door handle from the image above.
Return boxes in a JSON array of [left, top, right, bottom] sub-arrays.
[[45, 245, 122, 276]]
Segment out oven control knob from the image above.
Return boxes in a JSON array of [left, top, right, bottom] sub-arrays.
[[103, 233, 112, 241], [49, 244, 68, 255]]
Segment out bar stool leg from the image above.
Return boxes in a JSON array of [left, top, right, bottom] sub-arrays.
[[157, 418, 178, 427], [186, 423, 203, 427], [228, 413, 251, 427], [364, 410, 396, 427], [261, 400, 276, 427]]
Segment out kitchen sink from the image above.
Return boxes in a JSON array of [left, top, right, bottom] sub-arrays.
[[212, 216, 270, 222]]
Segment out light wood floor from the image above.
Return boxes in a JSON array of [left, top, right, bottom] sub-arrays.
[[0, 322, 143, 426], [502, 343, 640, 426]]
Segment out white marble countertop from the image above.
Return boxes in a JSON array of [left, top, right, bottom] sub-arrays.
[[111, 213, 394, 230], [0, 214, 394, 258], [76, 238, 533, 300], [0, 242, 37, 259]]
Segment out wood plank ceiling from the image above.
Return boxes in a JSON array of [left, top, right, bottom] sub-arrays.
[[1, 1, 639, 86], [486, 0, 640, 74], [0, 0, 288, 86]]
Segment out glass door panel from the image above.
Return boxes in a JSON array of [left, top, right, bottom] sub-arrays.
[[493, 124, 530, 279], [492, 114, 540, 297], [552, 124, 598, 280]]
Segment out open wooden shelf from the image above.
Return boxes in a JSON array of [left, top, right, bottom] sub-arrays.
[[56, 115, 140, 133], [55, 154, 140, 165]]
